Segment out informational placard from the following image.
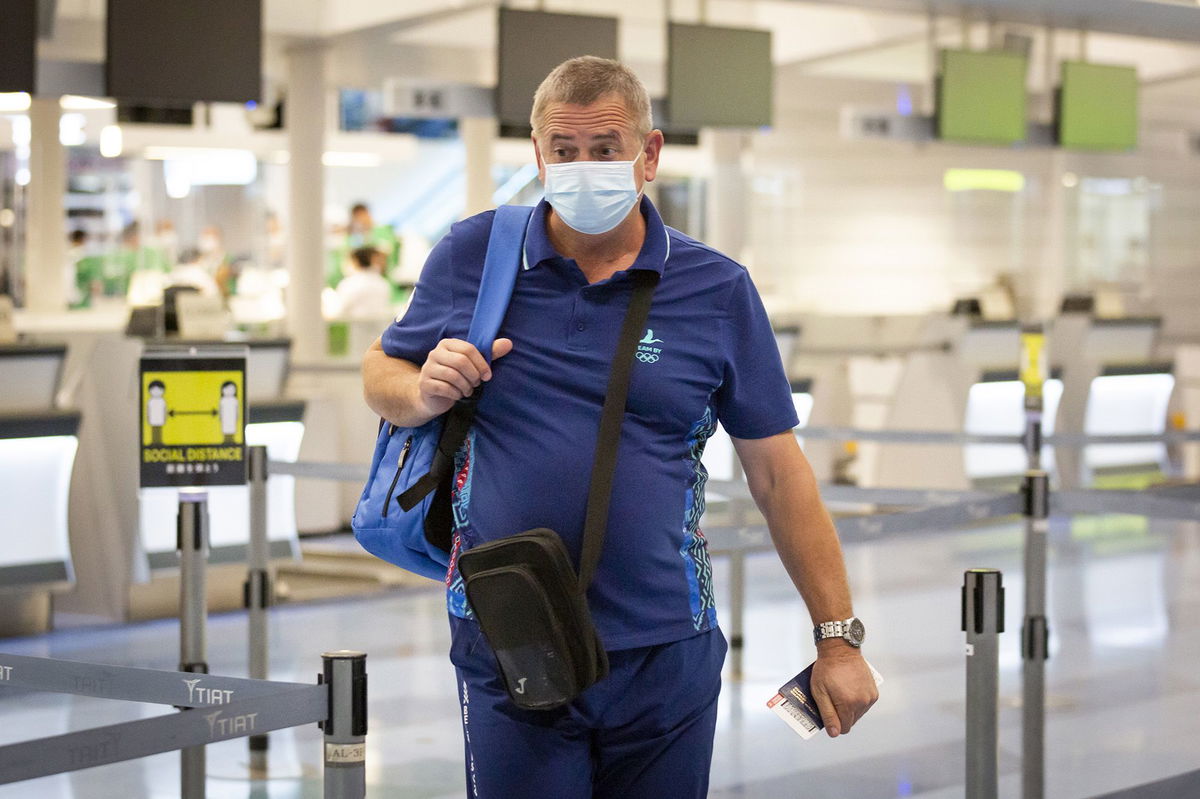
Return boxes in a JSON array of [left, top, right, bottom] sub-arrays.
[[140, 347, 248, 488]]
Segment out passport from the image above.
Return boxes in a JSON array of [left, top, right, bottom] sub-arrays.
[[767, 660, 883, 739]]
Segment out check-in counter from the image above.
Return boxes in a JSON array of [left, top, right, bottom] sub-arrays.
[[1051, 317, 1176, 488], [0, 345, 80, 636], [871, 319, 1063, 490], [963, 369, 1063, 482]]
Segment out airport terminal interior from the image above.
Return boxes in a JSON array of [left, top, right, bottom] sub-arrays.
[[1, 0, 1199, 797]]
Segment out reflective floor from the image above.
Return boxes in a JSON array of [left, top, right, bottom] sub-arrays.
[[2, 513, 1199, 798]]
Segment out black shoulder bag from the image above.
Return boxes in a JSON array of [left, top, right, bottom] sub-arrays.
[[456, 268, 659, 711]]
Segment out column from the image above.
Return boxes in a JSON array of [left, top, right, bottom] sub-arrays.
[[25, 97, 68, 313], [703, 128, 747, 262], [461, 116, 496, 216], [285, 41, 328, 362]]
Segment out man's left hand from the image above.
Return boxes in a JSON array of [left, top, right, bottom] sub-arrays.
[[809, 645, 879, 738]]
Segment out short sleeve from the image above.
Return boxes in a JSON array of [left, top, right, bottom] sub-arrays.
[[712, 270, 799, 439], [379, 227, 456, 364]]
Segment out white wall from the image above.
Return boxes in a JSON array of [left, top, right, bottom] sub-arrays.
[[740, 69, 1200, 334]]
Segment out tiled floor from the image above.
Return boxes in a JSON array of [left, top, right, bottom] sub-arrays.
[[2, 513, 1198, 798]]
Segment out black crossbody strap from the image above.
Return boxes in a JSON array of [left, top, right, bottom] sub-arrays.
[[577, 269, 660, 590]]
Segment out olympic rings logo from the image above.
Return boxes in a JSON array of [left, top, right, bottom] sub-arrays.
[[636, 352, 660, 363]]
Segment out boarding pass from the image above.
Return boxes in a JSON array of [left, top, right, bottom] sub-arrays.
[[767, 660, 883, 739]]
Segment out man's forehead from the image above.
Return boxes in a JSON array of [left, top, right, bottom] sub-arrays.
[[539, 99, 636, 138]]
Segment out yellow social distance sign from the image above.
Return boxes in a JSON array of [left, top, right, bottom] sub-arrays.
[[140, 346, 248, 488]]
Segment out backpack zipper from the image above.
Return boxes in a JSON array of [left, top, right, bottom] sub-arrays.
[[381, 434, 414, 519]]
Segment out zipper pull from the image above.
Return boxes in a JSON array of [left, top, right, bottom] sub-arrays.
[[397, 435, 414, 469], [381, 434, 415, 520]]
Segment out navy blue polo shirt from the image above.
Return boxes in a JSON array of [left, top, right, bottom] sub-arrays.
[[381, 197, 797, 650]]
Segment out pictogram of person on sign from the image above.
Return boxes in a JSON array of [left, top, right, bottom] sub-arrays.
[[147, 380, 167, 445], [219, 381, 240, 444]]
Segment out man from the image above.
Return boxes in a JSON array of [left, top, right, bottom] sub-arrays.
[[363, 56, 876, 798]]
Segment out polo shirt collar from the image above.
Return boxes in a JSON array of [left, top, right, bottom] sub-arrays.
[[522, 195, 670, 275]]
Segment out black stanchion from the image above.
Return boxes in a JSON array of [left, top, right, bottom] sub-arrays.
[[1019, 324, 1049, 799], [245, 446, 272, 772], [321, 651, 368, 799], [177, 490, 210, 799], [963, 569, 1004, 799]]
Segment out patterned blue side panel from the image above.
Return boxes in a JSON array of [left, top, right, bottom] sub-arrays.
[[446, 430, 475, 619], [680, 405, 718, 631]]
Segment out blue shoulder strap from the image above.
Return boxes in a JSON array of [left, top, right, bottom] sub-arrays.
[[466, 205, 534, 363]]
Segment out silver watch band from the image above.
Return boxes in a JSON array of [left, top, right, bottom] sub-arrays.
[[814, 617, 865, 646], [815, 620, 848, 641]]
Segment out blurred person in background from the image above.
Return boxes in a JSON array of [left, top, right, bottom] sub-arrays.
[[148, 219, 180, 267], [95, 222, 169, 300], [197, 225, 237, 298], [66, 229, 90, 308], [333, 246, 394, 320], [166, 248, 220, 297], [329, 202, 400, 288]]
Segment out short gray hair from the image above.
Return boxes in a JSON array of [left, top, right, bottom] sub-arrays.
[[530, 56, 653, 138]]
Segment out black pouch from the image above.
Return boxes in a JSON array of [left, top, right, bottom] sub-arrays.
[[457, 528, 608, 710]]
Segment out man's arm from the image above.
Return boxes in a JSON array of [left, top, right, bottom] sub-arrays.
[[362, 335, 513, 427], [731, 430, 879, 737]]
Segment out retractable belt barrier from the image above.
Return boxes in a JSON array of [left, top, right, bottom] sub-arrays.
[[271, 460, 1196, 546], [0, 651, 367, 798], [1053, 486, 1200, 522], [793, 426, 1200, 446]]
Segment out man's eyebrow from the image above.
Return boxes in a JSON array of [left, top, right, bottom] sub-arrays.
[[547, 131, 623, 144]]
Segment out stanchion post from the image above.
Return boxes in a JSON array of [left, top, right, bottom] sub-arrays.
[[1019, 324, 1049, 799], [728, 551, 746, 680], [963, 569, 1004, 799], [178, 491, 210, 799], [245, 446, 271, 772], [321, 651, 368, 799]]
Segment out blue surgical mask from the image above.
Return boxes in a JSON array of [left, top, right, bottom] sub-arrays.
[[542, 154, 643, 235]]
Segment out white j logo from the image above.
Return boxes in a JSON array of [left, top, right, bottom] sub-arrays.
[[514, 677, 527, 695]]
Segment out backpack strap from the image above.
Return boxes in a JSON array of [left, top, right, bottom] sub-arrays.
[[397, 205, 533, 513], [467, 204, 533, 363]]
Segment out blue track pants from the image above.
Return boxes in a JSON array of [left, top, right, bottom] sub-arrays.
[[449, 615, 727, 799]]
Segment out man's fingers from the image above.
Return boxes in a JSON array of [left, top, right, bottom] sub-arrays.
[[422, 377, 468, 403], [438, 339, 492, 382], [811, 683, 842, 738], [432, 347, 485, 386], [491, 338, 514, 364], [424, 364, 474, 398], [422, 338, 512, 405]]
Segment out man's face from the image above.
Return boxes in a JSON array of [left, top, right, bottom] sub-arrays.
[[533, 94, 661, 190]]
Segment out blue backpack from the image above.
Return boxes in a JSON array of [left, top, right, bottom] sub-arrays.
[[352, 205, 533, 579]]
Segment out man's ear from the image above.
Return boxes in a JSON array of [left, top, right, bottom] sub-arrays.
[[642, 130, 665, 183]]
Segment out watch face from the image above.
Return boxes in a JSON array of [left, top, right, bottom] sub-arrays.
[[847, 617, 866, 646]]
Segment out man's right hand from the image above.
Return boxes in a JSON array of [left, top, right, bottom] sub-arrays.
[[414, 337, 514, 418]]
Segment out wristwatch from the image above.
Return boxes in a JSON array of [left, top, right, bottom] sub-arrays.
[[813, 616, 866, 648]]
